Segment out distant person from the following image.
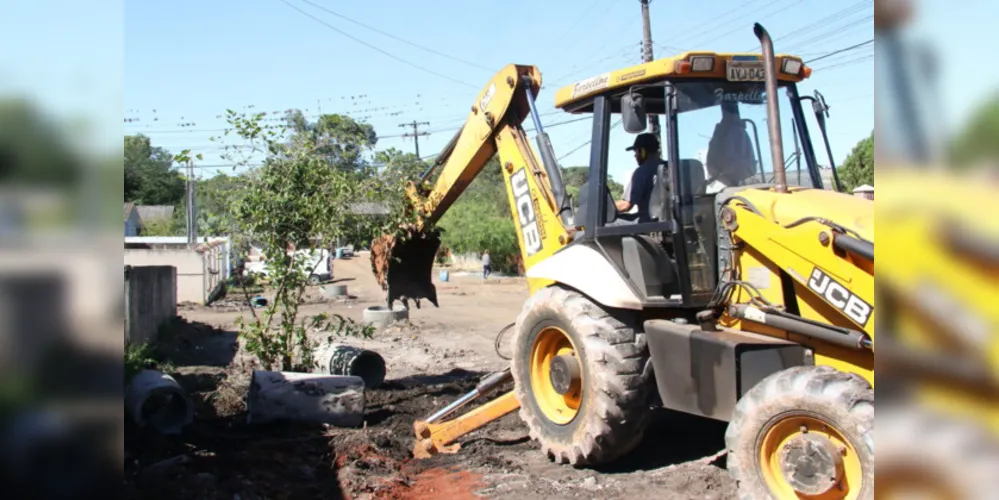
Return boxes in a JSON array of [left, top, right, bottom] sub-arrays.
[[482, 250, 492, 279]]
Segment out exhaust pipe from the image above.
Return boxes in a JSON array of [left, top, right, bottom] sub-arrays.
[[753, 23, 788, 194]]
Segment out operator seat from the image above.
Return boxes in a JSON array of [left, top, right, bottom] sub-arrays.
[[648, 158, 706, 221], [681, 159, 707, 195]]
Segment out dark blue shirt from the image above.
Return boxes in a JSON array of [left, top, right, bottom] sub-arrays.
[[624, 158, 660, 223]]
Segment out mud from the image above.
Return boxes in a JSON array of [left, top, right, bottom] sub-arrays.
[[126, 251, 738, 499]]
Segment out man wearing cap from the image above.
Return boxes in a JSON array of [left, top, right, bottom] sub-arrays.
[[614, 132, 663, 223]]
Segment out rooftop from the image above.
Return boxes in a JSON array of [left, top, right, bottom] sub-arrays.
[[554, 51, 811, 110]]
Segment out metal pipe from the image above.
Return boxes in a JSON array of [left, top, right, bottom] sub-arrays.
[[522, 76, 571, 224], [833, 233, 874, 262], [805, 92, 844, 191], [753, 23, 788, 193], [425, 368, 512, 424], [730, 304, 871, 351], [791, 118, 803, 186]]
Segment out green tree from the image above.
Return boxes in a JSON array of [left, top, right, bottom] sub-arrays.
[[173, 172, 246, 237], [562, 166, 624, 200], [436, 160, 626, 275], [374, 147, 428, 183], [950, 92, 999, 167], [206, 111, 416, 371], [283, 110, 377, 172], [0, 99, 82, 188], [140, 216, 182, 236], [124, 134, 186, 205], [837, 132, 874, 192]]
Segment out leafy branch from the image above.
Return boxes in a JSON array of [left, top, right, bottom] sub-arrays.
[[206, 110, 420, 371]]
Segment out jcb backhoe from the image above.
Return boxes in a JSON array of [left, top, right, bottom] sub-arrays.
[[371, 23, 874, 499]]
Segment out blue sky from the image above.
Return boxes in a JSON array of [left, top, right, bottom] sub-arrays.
[[122, 0, 882, 183], [0, 1, 123, 155]]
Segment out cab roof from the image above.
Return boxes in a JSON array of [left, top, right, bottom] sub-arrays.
[[552, 51, 811, 110]]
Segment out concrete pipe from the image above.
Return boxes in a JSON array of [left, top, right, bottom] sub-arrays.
[[125, 370, 194, 435], [316, 344, 386, 388], [246, 370, 365, 427], [362, 304, 409, 329]]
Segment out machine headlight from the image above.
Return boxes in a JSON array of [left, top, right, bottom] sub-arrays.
[[690, 56, 714, 72], [782, 58, 803, 75]]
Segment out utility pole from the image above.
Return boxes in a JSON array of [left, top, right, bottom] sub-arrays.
[[399, 120, 430, 157], [185, 160, 197, 246], [640, 0, 662, 139]]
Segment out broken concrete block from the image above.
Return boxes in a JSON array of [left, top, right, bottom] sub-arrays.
[[246, 370, 365, 427]]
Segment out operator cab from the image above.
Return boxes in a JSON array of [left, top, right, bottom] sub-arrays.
[[560, 53, 826, 309]]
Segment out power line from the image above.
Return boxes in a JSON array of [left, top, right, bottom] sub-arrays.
[[547, 44, 640, 89], [748, 0, 871, 51], [126, 108, 573, 139], [548, 0, 622, 67], [666, 0, 771, 48], [277, 0, 478, 89], [806, 39, 873, 64], [812, 53, 873, 72], [681, 0, 800, 49], [783, 15, 873, 54], [172, 115, 597, 169], [557, 119, 623, 161], [296, 0, 494, 73]]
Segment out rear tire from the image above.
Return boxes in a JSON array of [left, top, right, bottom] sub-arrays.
[[511, 286, 651, 467], [725, 365, 874, 500]]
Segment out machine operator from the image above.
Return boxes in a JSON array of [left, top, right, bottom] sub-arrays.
[[614, 132, 662, 223]]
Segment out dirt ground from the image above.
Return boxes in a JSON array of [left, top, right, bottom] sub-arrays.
[[124, 252, 736, 499]]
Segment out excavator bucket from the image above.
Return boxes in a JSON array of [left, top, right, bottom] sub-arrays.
[[370, 225, 442, 309]]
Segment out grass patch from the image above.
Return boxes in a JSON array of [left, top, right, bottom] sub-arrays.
[[125, 340, 173, 385]]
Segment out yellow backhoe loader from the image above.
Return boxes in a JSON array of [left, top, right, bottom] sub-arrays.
[[371, 23, 874, 499]]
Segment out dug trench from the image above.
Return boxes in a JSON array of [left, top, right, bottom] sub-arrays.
[[126, 364, 735, 500], [124, 367, 523, 500]]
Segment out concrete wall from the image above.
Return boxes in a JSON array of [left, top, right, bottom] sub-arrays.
[[124, 248, 205, 303], [446, 252, 483, 271], [124, 265, 177, 345], [0, 273, 69, 377], [0, 242, 118, 330]]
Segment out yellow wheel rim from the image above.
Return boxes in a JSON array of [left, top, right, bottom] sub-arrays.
[[758, 415, 865, 499], [529, 326, 582, 425]]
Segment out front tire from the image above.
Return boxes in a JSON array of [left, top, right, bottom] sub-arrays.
[[877, 406, 999, 499], [510, 286, 651, 467], [725, 365, 874, 499]]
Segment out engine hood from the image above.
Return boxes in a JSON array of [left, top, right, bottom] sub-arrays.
[[737, 187, 873, 242]]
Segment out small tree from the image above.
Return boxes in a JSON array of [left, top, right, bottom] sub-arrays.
[[205, 110, 420, 371], [838, 132, 874, 192]]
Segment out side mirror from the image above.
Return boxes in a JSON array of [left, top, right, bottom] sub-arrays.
[[621, 92, 648, 133]]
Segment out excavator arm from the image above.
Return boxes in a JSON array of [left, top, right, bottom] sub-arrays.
[[368, 65, 580, 458], [370, 64, 575, 310]]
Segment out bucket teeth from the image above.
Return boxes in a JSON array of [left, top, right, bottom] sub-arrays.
[[371, 227, 442, 309]]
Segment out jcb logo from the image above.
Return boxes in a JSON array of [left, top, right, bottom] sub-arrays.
[[511, 167, 542, 257], [807, 268, 872, 327]]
